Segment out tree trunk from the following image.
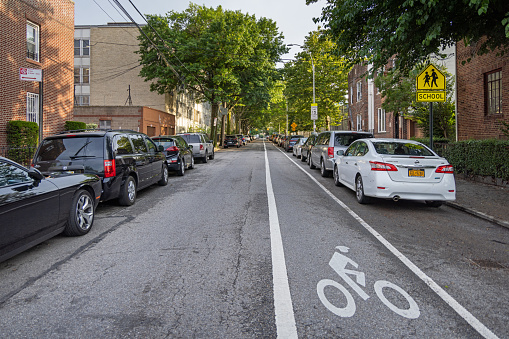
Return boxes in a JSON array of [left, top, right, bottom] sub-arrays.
[[210, 101, 219, 147]]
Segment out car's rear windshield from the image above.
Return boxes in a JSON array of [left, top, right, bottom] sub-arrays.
[[225, 135, 236, 139], [334, 134, 372, 146], [36, 137, 103, 161], [372, 142, 435, 156], [153, 138, 176, 149], [180, 134, 201, 143]]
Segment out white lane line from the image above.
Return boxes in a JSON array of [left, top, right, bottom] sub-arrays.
[[273, 144, 498, 339], [264, 141, 298, 339]]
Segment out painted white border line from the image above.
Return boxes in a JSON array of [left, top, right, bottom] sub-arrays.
[[264, 142, 298, 338], [272, 143, 498, 339]]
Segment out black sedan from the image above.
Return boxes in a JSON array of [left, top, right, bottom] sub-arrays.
[[152, 136, 194, 176], [0, 157, 102, 262]]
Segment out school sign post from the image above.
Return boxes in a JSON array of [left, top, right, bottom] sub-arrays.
[[416, 64, 446, 151]]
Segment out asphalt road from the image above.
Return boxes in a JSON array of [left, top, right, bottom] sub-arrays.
[[0, 140, 507, 338]]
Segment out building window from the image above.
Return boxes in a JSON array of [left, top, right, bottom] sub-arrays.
[[27, 93, 39, 124], [99, 120, 111, 129], [485, 69, 502, 115], [356, 81, 362, 101], [27, 21, 39, 62], [356, 114, 362, 131], [75, 95, 90, 106], [350, 86, 353, 104], [74, 39, 90, 56], [377, 108, 386, 132], [74, 68, 90, 84]]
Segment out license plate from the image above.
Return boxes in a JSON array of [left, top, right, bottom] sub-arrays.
[[408, 169, 425, 177]]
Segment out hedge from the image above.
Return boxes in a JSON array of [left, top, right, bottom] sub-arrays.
[[6, 120, 39, 165], [443, 139, 509, 181], [64, 121, 87, 131]]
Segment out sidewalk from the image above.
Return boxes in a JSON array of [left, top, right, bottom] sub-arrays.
[[447, 177, 509, 229]]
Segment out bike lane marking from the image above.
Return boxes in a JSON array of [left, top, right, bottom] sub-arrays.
[[264, 141, 298, 338], [273, 144, 498, 339]]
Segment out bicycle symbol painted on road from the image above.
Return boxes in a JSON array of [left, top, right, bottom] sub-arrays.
[[317, 246, 420, 319]]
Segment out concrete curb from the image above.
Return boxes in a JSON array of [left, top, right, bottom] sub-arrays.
[[445, 201, 509, 230]]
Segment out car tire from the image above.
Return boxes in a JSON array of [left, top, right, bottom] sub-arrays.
[[209, 150, 214, 160], [203, 152, 208, 163], [355, 175, 370, 204], [333, 166, 343, 187], [189, 155, 195, 169], [301, 153, 307, 162], [425, 201, 443, 207], [178, 158, 185, 176], [119, 176, 137, 206], [237, 144, 240, 148], [309, 155, 316, 169], [320, 159, 330, 177], [63, 189, 95, 236], [158, 165, 169, 186]]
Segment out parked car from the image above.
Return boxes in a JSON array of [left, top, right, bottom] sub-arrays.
[[32, 129, 168, 206], [0, 156, 102, 262], [309, 131, 374, 177], [284, 135, 304, 152], [293, 137, 308, 158], [301, 134, 318, 162], [224, 135, 241, 148], [152, 136, 194, 176], [178, 133, 214, 163], [333, 138, 456, 206]]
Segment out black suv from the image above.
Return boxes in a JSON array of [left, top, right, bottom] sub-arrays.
[[32, 129, 168, 206]]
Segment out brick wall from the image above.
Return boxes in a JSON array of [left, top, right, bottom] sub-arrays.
[[0, 0, 74, 147], [456, 40, 508, 140]]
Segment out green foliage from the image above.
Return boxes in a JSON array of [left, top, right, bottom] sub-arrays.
[[501, 121, 509, 137], [64, 121, 87, 131], [283, 30, 350, 131], [86, 123, 98, 129], [6, 120, 39, 165], [444, 139, 509, 180], [374, 64, 456, 139], [307, 0, 509, 75]]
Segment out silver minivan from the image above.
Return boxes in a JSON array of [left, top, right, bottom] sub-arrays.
[[309, 131, 373, 177], [178, 133, 214, 163]]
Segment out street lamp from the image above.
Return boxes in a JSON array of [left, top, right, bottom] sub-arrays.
[[288, 43, 316, 133]]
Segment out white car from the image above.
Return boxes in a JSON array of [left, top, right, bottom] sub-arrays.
[[333, 138, 456, 207], [293, 137, 308, 158]]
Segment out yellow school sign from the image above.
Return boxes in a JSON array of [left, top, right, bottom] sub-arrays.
[[416, 64, 446, 102]]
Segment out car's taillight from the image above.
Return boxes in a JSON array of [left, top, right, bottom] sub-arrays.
[[104, 159, 116, 178], [370, 161, 398, 171], [436, 165, 454, 173], [328, 147, 334, 158], [166, 146, 179, 152], [200, 144, 204, 150]]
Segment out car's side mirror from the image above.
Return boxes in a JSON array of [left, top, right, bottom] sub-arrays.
[[158, 145, 164, 152], [28, 167, 44, 181], [189, 145, 194, 150], [336, 150, 345, 156]]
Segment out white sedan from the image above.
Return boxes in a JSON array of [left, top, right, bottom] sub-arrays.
[[333, 138, 456, 207], [292, 137, 308, 158]]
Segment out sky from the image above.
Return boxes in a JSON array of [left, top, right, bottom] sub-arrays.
[[74, 0, 325, 65]]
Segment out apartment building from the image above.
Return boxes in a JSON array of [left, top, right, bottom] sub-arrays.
[[0, 0, 74, 147], [74, 23, 211, 136]]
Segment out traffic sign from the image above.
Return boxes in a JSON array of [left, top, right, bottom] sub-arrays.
[[291, 122, 297, 129], [416, 91, 446, 102], [311, 104, 318, 120], [19, 67, 42, 82], [416, 64, 445, 90]]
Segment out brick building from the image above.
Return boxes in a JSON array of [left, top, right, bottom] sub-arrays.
[[456, 40, 508, 140], [74, 23, 211, 135], [0, 0, 74, 147]]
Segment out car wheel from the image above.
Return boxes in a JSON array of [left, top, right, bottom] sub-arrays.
[[158, 165, 169, 186], [320, 159, 330, 177], [119, 176, 137, 206], [203, 151, 208, 163], [189, 155, 195, 169], [333, 166, 343, 187], [63, 189, 95, 236], [301, 153, 306, 162], [237, 144, 240, 148], [178, 158, 185, 176], [209, 150, 214, 160], [425, 201, 443, 207], [355, 175, 370, 204], [309, 155, 316, 169]]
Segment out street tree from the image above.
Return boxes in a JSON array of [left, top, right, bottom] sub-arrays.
[[374, 64, 456, 139], [307, 0, 509, 75], [137, 4, 286, 145], [283, 30, 349, 132]]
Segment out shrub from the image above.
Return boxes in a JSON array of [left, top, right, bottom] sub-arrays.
[[6, 120, 39, 165], [86, 123, 98, 129], [444, 139, 509, 180], [64, 121, 87, 131]]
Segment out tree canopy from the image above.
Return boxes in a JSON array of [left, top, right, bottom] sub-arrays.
[[307, 0, 509, 74]]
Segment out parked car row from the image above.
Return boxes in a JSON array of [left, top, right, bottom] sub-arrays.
[[224, 134, 252, 148], [274, 131, 456, 207], [0, 129, 215, 262]]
